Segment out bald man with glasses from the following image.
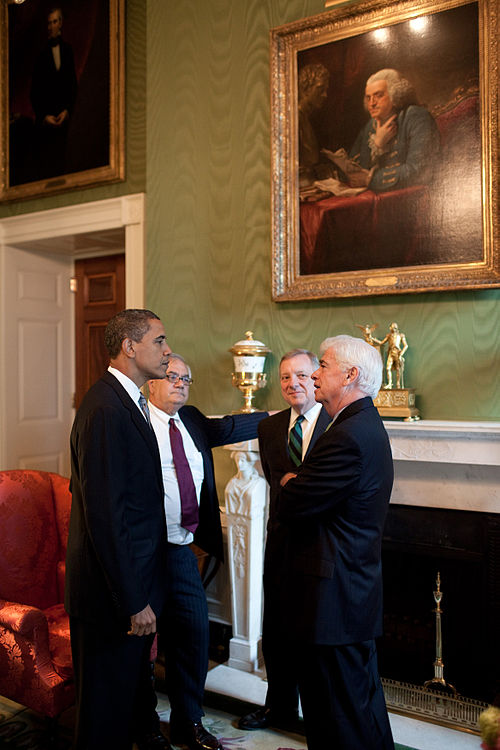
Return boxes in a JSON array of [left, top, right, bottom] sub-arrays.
[[144, 353, 269, 750]]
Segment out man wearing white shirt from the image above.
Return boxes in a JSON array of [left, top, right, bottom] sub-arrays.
[[239, 349, 330, 733], [147, 354, 268, 750]]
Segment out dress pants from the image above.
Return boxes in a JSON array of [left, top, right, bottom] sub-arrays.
[[159, 543, 209, 727], [70, 617, 156, 750], [297, 640, 395, 750], [262, 576, 299, 717]]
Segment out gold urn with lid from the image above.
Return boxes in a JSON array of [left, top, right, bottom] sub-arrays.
[[229, 331, 271, 413]]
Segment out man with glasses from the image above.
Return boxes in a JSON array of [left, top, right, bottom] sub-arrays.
[[146, 354, 269, 750]]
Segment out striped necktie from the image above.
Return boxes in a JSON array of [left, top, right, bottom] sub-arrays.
[[138, 393, 153, 430], [288, 414, 305, 467]]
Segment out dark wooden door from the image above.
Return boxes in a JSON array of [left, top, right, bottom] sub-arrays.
[[74, 254, 125, 409]]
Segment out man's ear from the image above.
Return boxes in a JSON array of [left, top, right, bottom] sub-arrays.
[[345, 366, 359, 383], [122, 337, 135, 358]]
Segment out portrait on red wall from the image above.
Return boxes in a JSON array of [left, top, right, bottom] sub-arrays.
[[271, 0, 499, 299], [0, 0, 124, 201]]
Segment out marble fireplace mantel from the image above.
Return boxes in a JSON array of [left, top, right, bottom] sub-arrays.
[[207, 418, 500, 673]]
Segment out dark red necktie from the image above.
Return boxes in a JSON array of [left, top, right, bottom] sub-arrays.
[[169, 418, 199, 533]]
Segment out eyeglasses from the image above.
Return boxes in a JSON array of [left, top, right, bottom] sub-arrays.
[[165, 372, 193, 386]]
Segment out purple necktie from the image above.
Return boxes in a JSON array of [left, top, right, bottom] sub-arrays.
[[169, 418, 199, 533]]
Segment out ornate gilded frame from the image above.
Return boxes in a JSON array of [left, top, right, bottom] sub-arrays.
[[270, 0, 499, 299], [0, 0, 125, 202]]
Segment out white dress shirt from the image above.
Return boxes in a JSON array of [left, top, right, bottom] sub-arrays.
[[149, 401, 204, 545], [107, 366, 146, 420], [288, 401, 323, 460]]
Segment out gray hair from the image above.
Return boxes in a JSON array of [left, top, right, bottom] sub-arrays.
[[166, 353, 192, 379], [319, 335, 382, 399], [280, 348, 319, 370], [365, 68, 416, 111]]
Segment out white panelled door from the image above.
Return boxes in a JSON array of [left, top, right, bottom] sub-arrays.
[[3, 245, 74, 475]]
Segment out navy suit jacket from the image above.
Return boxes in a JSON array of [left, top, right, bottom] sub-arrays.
[[176, 405, 268, 561], [65, 372, 168, 629], [276, 397, 393, 645]]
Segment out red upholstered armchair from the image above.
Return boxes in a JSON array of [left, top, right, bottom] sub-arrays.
[[0, 470, 74, 719]]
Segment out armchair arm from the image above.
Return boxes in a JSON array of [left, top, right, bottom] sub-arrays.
[[0, 599, 49, 636], [0, 598, 73, 717]]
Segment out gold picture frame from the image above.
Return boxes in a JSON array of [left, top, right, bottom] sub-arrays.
[[270, 0, 498, 299], [0, 0, 124, 202]]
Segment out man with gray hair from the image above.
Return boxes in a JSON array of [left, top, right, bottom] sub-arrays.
[[147, 353, 269, 750], [276, 335, 395, 749], [239, 349, 330, 732], [349, 67, 439, 192]]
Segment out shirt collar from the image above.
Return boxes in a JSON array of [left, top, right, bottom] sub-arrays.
[[290, 401, 322, 425], [108, 366, 142, 405]]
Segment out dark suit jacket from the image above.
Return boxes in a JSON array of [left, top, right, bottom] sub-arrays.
[[65, 372, 168, 629], [258, 407, 330, 575], [177, 406, 268, 561], [31, 39, 77, 123], [276, 397, 393, 645]]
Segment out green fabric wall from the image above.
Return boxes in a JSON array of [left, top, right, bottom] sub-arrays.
[[1, 1, 497, 421], [146, 0, 499, 420]]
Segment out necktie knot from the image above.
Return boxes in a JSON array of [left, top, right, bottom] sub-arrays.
[[138, 394, 153, 429], [288, 414, 305, 467]]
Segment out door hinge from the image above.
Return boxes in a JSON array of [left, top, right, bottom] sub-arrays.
[[70, 277, 78, 293]]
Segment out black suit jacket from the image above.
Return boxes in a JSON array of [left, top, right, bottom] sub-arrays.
[[258, 406, 330, 575], [276, 397, 393, 645], [65, 372, 168, 629], [177, 406, 268, 561]]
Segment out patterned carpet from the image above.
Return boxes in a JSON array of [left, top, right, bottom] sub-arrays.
[[0, 693, 416, 749]]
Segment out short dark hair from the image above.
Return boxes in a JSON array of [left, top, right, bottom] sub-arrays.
[[104, 309, 160, 359]]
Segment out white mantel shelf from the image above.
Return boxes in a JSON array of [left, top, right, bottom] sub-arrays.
[[217, 418, 500, 514], [384, 419, 500, 467], [382, 420, 500, 514]]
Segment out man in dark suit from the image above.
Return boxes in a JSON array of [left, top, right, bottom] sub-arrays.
[[30, 6, 78, 179], [239, 349, 330, 732], [65, 309, 172, 750], [277, 335, 395, 750], [147, 353, 269, 750]]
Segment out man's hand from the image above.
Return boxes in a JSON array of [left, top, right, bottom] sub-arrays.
[[373, 113, 397, 150], [280, 472, 297, 487], [43, 110, 69, 127], [348, 167, 373, 188], [128, 604, 156, 636]]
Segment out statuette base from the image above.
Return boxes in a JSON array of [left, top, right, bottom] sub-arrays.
[[374, 388, 420, 422]]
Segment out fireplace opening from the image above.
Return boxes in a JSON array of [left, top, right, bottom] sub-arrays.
[[379, 504, 500, 705]]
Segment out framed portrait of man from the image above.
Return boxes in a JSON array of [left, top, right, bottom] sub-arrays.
[[271, 0, 499, 299], [0, 0, 124, 202]]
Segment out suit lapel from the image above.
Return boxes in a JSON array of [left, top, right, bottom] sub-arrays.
[[178, 407, 205, 454], [101, 372, 163, 487], [305, 407, 331, 458], [332, 396, 373, 428]]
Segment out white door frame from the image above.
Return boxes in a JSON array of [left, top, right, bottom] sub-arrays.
[[0, 193, 146, 469]]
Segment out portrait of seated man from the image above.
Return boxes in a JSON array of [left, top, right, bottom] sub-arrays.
[[348, 68, 440, 193]]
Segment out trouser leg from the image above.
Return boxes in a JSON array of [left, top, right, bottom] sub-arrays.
[[160, 544, 209, 725], [262, 580, 299, 716], [297, 640, 394, 750], [70, 616, 155, 750]]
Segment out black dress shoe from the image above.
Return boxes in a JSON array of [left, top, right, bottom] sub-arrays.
[[238, 706, 298, 731], [169, 720, 223, 750], [135, 730, 173, 749]]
